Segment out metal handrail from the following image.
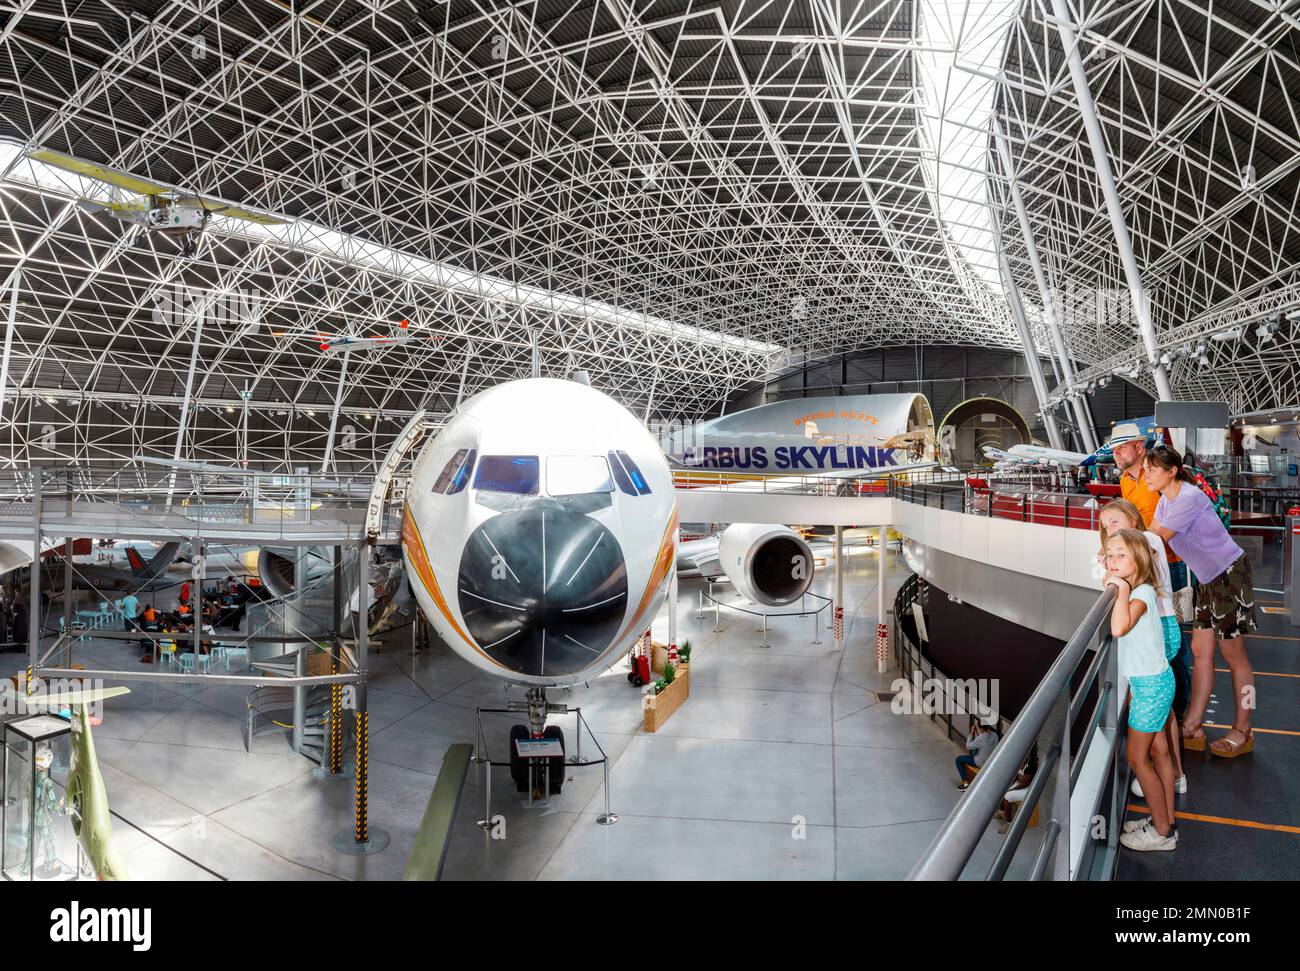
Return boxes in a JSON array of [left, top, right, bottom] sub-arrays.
[[907, 586, 1119, 881]]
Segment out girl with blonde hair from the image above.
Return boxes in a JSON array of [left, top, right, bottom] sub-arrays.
[[1105, 528, 1178, 852], [1098, 499, 1186, 794]]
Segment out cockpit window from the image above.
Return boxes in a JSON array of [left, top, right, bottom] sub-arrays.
[[608, 450, 652, 496], [447, 449, 475, 494], [616, 450, 652, 495], [607, 451, 635, 495], [432, 449, 468, 494], [547, 456, 613, 496], [473, 455, 539, 495]]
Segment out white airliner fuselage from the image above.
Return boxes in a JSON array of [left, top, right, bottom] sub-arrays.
[[402, 379, 677, 688]]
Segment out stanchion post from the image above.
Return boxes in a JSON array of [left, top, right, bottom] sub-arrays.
[[877, 524, 889, 673], [833, 525, 844, 651]]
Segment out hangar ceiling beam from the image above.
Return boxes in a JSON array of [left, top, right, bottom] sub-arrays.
[[994, 127, 1097, 452], [1048, 0, 1173, 403]]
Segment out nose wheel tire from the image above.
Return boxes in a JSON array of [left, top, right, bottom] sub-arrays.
[[543, 725, 565, 794], [509, 725, 529, 792], [509, 724, 566, 795]]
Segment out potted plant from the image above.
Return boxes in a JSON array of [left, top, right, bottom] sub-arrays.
[[643, 657, 689, 732]]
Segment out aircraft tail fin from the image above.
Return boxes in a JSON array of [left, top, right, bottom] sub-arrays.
[[127, 541, 182, 580]]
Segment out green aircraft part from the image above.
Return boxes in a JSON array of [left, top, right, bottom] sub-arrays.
[[65, 698, 130, 881]]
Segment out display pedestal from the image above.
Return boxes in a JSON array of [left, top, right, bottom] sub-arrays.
[[3, 715, 77, 881]]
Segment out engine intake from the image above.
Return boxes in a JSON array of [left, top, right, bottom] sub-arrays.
[[717, 523, 814, 606]]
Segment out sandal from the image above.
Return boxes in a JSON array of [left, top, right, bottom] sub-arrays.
[[1181, 722, 1207, 751], [1210, 727, 1254, 758]]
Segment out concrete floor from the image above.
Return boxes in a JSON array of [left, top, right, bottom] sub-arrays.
[[4, 540, 1026, 880]]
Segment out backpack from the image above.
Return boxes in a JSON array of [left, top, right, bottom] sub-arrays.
[[1187, 465, 1231, 529]]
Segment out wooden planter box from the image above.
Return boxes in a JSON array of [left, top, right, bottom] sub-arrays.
[[643, 661, 690, 733]]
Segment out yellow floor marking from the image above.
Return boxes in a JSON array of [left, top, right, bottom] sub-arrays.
[[1203, 721, 1300, 737], [1125, 804, 1300, 836], [1214, 667, 1300, 678]]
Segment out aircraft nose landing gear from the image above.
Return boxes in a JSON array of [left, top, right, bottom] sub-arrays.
[[507, 687, 565, 797]]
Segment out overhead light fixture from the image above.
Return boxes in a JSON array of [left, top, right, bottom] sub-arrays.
[[1212, 327, 1244, 342]]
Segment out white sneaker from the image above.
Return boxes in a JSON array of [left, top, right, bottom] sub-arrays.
[[1123, 815, 1152, 834], [1120, 821, 1178, 852], [1130, 776, 1188, 798]]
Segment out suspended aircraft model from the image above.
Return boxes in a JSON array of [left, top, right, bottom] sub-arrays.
[[1006, 443, 1090, 467], [402, 378, 676, 798], [21, 147, 288, 256]]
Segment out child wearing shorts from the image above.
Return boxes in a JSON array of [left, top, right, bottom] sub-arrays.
[[1105, 528, 1178, 852]]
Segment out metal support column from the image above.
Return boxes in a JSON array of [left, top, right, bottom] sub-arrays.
[[1050, 0, 1174, 403], [336, 540, 388, 854], [356, 541, 369, 839], [833, 526, 844, 651], [0, 270, 20, 428], [667, 567, 678, 653], [994, 131, 1099, 453], [320, 348, 351, 474], [27, 469, 41, 689], [292, 648, 306, 753], [191, 541, 204, 674], [62, 535, 73, 659], [992, 211, 1065, 449]]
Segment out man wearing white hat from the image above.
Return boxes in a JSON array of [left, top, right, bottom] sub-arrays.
[[1111, 423, 1163, 538]]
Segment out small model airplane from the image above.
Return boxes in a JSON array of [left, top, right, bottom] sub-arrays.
[[982, 443, 1089, 468], [21, 147, 288, 257]]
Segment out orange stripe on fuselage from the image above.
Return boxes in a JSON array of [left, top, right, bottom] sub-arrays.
[[616, 502, 679, 645], [401, 512, 499, 666]]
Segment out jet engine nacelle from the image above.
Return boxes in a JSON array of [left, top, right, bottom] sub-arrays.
[[717, 523, 813, 607]]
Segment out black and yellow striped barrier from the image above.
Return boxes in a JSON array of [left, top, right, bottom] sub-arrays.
[[354, 709, 369, 843]]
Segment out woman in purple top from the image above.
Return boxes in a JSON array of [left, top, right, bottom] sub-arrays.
[[1144, 446, 1257, 758]]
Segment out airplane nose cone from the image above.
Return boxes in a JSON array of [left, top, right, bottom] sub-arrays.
[[457, 504, 628, 678]]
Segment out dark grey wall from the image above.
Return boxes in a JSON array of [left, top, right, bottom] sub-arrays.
[[727, 345, 1154, 449]]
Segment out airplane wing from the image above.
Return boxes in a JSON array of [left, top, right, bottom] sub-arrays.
[[28, 686, 131, 707], [182, 195, 289, 226], [676, 536, 722, 578], [67, 703, 130, 880], [27, 147, 172, 196]]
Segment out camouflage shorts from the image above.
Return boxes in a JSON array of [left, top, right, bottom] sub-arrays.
[[1193, 554, 1257, 639]]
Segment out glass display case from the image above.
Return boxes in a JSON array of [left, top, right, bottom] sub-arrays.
[[3, 714, 77, 880]]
